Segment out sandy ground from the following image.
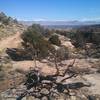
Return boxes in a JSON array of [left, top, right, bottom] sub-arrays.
[[12, 59, 100, 95], [83, 73, 100, 95], [12, 60, 57, 75], [0, 32, 21, 51]]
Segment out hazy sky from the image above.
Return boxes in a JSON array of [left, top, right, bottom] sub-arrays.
[[0, 0, 100, 21]]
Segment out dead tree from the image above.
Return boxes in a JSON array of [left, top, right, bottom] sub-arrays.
[[16, 59, 91, 100]]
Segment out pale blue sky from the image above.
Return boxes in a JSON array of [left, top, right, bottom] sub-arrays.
[[0, 0, 100, 21]]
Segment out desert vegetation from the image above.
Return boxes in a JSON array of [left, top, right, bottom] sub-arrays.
[[0, 12, 25, 41], [0, 12, 100, 100]]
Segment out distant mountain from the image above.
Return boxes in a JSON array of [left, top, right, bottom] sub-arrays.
[[20, 20, 100, 26], [20, 20, 100, 29]]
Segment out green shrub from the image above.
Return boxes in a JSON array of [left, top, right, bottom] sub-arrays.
[[0, 12, 18, 25], [49, 34, 61, 46], [71, 29, 93, 48], [21, 24, 55, 59]]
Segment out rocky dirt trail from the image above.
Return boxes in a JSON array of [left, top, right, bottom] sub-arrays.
[[0, 32, 22, 52]]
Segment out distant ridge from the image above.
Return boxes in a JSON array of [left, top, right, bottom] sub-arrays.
[[20, 20, 100, 26], [19, 20, 100, 30]]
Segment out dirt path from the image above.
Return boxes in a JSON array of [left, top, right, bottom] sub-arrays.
[[0, 32, 21, 51]]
